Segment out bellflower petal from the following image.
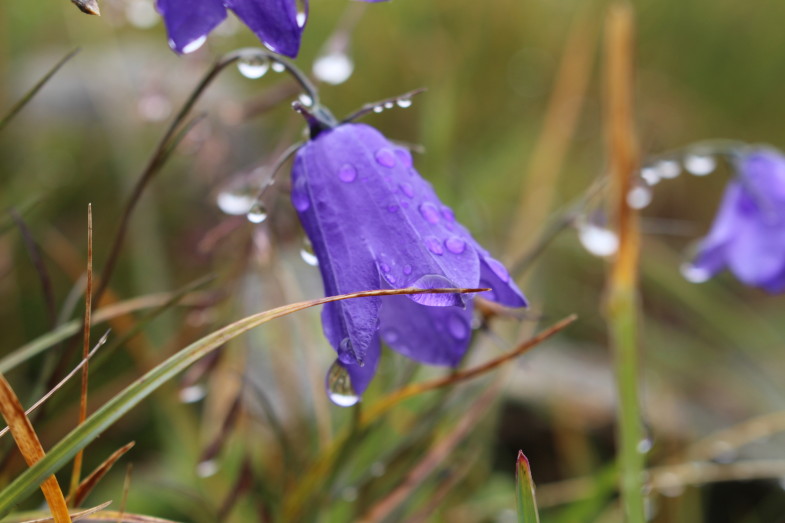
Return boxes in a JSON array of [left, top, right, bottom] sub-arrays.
[[291, 122, 527, 404], [157, 0, 227, 54], [224, 0, 304, 57], [690, 149, 785, 292], [379, 295, 473, 366]]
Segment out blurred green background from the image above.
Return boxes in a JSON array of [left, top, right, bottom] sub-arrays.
[[2, 0, 785, 521]]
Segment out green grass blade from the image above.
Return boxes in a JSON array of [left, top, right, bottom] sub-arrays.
[[516, 451, 541, 523], [0, 49, 79, 133], [0, 287, 482, 514]]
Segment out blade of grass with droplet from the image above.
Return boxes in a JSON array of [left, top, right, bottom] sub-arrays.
[[516, 451, 541, 523], [0, 287, 483, 514]]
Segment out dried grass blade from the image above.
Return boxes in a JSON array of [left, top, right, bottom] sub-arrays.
[[0, 374, 71, 522], [69, 442, 135, 508]]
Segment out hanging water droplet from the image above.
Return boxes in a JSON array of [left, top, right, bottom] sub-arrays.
[[640, 166, 660, 186], [296, 11, 307, 27], [125, 0, 158, 29], [181, 36, 207, 54], [179, 384, 207, 403], [326, 360, 360, 407], [196, 459, 219, 478], [578, 223, 619, 257], [217, 190, 255, 215], [237, 55, 270, 79], [637, 438, 653, 454], [300, 237, 318, 266], [313, 52, 354, 85], [655, 159, 681, 179], [384, 102, 395, 109], [271, 61, 286, 73], [246, 202, 268, 224], [298, 93, 313, 107], [680, 262, 711, 283], [372, 105, 384, 114], [684, 153, 716, 176], [396, 98, 412, 108], [627, 185, 653, 209]]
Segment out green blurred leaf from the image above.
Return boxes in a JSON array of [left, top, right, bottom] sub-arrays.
[[516, 451, 541, 523]]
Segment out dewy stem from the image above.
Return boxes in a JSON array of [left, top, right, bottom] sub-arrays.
[[604, 5, 646, 523], [94, 48, 320, 305]]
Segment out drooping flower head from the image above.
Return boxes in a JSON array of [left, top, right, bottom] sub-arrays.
[[688, 148, 785, 292], [290, 107, 527, 405], [157, 0, 386, 57]]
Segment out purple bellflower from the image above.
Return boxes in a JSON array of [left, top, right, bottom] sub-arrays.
[[290, 114, 527, 405], [689, 148, 785, 292], [157, 0, 387, 57]]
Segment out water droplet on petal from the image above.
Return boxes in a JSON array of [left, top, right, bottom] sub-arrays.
[[578, 224, 618, 257], [313, 52, 354, 85], [396, 98, 412, 108], [395, 149, 413, 168], [217, 191, 255, 215], [684, 154, 716, 176], [419, 202, 441, 224], [627, 186, 652, 209], [387, 204, 399, 213], [237, 55, 270, 79], [246, 202, 268, 224], [403, 264, 413, 275], [291, 187, 310, 211], [445, 237, 466, 254], [425, 236, 444, 255], [181, 36, 207, 54], [300, 237, 319, 266], [338, 163, 357, 182], [656, 159, 681, 179], [380, 263, 391, 273], [448, 313, 469, 340], [680, 262, 711, 283], [375, 148, 396, 168], [326, 360, 360, 407], [399, 183, 414, 198], [271, 61, 286, 73], [381, 328, 399, 344], [409, 275, 463, 306], [441, 207, 455, 222]]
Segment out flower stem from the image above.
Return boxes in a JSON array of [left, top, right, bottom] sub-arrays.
[[604, 4, 645, 522]]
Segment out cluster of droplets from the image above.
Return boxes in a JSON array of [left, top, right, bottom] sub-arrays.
[[629, 151, 718, 211]]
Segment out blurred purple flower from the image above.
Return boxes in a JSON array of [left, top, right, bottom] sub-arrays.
[[689, 149, 785, 292], [291, 122, 527, 404], [156, 0, 305, 56], [156, 0, 387, 57]]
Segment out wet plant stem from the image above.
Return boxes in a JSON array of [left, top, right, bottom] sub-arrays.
[[604, 5, 645, 522], [94, 48, 317, 305]]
